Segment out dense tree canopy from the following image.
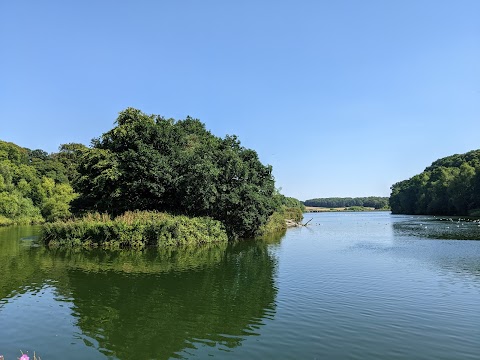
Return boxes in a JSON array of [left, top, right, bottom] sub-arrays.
[[390, 150, 480, 216], [1, 109, 299, 239], [0, 140, 76, 224], [304, 197, 389, 209], [74, 108, 277, 239]]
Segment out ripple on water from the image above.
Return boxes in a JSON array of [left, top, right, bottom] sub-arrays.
[[2, 215, 480, 359]]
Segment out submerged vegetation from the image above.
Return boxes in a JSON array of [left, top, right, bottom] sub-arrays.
[[390, 149, 480, 216]]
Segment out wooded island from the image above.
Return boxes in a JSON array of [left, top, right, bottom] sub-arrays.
[[0, 108, 303, 247]]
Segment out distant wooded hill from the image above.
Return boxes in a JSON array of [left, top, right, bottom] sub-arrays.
[[303, 197, 389, 209], [390, 149, 480, 216]]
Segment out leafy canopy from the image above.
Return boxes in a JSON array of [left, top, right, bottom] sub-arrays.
[[0, 140, 77, 223], [74, 108, 277, 239], [390, 149, 480, 216]]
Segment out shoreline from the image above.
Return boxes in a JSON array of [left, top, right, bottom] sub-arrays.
[[304, 206, 391, 213]]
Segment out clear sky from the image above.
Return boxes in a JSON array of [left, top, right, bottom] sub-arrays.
[[1, 0, 479, 200]]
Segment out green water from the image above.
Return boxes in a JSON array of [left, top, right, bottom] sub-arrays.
[[1, 212, 480, 359]]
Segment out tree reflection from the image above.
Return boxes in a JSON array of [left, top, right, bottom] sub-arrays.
[[0, 226, 46, 301], [64, 241, 278, 359], [0, 226, 279, 359]]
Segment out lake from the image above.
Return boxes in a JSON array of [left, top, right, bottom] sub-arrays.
[[1, 212, 480, 359]]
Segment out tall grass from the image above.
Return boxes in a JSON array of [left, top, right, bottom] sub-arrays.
[[282, 207, 304, 223], [41, 211, 228, 248], [258, 206, 305, 238], [258, 211, 287, 236]]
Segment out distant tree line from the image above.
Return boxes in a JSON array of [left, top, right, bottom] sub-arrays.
[[304, 197, 389, 209], [390, 150, 480, 216]]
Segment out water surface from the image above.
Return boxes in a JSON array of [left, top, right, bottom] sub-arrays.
[[1, 213, 480, 359]]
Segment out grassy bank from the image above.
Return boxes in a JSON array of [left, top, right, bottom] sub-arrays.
[[259, 207, 304, 237], [41, 211, 228, 249]]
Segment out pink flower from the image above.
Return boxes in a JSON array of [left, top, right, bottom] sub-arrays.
[[20, 354, 30, 360]]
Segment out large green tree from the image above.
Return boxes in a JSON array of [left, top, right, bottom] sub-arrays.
[[74, 108, 277, 239]]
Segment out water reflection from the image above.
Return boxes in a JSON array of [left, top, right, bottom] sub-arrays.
[[66, 241, 277, 359], [0, 226, 278, 359], [0, 226, 45, 301]]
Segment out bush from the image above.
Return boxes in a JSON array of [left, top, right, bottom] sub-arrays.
[[258, 212, 287, 237], [41, 211, 228, 248], [282, 207, 303, 222], [0, 215, 14, 226]]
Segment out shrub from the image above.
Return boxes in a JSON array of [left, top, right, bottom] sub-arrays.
[[258, 212, 287, 237], [41, 211, 228, 248], [282, 207, 303, 222]]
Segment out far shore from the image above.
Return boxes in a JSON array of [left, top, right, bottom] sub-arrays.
[[304, 206, 390, 213]]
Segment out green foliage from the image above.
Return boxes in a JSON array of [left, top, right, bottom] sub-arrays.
[[41, 211, 228, 248], [52, 143, 88, 183], [1, 109, 290, 240], [258, 206, 304, 238], [0, 191, 43, 224], [282, 207, 304, 222], [274, 192, 305, 211], [0, 215, 14, 226], [258, 211, 288, 236], [0, 140, 29, 163], [74, 108, 276, 239], [304, 197, 389, 209], [390, 149, 480, 216], [0, 140, 77, 225], [40, 182, 78, 221]]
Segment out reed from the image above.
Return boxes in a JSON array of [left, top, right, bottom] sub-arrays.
[[41, 211, 228, 248]]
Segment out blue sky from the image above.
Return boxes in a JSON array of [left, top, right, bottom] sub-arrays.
[[1, 0, 479, 200]]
